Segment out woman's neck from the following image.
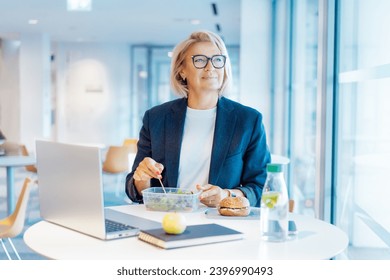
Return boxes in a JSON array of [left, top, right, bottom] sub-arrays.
[[187, 92, 218, 110]]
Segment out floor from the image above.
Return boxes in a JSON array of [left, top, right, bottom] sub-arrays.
[[0, 167, 128, 260]]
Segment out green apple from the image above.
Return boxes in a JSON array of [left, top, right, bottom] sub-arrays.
[[162, 212, 187, 234]]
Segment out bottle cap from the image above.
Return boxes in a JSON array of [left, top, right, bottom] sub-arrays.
[[267, 163, 282, 173]]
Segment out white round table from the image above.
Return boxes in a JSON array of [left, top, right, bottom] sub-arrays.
[[24, 204, 348, 260]]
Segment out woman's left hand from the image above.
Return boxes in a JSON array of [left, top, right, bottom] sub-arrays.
[[196, 184, 229, 208]]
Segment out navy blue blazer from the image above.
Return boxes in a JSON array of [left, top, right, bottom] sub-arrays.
[[125, 96, 271, 207]]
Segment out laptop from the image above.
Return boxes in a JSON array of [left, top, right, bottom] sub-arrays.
[[35, 140, 160, 240]]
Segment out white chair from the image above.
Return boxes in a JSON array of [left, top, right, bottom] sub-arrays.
[[0, 177, 33, 260]]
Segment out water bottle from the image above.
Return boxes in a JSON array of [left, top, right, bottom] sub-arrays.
[[260, 163, 289, 242]]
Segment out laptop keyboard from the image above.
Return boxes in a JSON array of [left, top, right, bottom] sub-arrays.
[[105, 219, 135, 233]]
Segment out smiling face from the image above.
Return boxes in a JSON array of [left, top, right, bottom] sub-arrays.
[[180, 42, 225, 100]]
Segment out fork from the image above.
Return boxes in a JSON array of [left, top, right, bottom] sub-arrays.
[[158, 177, 167, 194]]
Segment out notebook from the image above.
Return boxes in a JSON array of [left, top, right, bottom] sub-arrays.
[[138, 223, 243, 249], [35, 140, 160, 240]]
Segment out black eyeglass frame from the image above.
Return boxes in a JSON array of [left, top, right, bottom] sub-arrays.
[[191, 54, 227, 69]]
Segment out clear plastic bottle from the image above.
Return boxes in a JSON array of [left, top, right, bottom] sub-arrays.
[[260, 163, 289, 242]]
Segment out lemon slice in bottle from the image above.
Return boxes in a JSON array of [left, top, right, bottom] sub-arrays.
[[262, 192, 279, 209]]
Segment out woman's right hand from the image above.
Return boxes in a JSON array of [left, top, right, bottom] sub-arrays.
[[133, 157, 164, 182]]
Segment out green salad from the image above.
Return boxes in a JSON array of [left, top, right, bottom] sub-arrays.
[[143, 187, 199, 212]]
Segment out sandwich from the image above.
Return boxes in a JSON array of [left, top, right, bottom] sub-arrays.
[[217, 196, 250, 216]]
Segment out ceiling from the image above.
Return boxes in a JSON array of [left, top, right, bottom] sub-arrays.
[[0, 0, 241, 45]]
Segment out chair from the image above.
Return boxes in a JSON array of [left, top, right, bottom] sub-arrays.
[[0, 130, 5, 155], [103, 145, 133, 173], [102, 145, 133, 197], [0, 141, 21, 156], [20, 145, 38, 173], [289, 199, 295, 213], [0, 129, 5, 142], [0, 177, 33, 260], [122, 138, 138, 153]]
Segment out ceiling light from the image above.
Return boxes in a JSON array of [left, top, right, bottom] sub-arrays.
[[28, 19, 39, 25], [139, 71, 148, 79], [190, 19, 201, 25], [67, 0, 92, 12]]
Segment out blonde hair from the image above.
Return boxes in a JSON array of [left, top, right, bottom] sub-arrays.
[[170, 30, 232, 97]]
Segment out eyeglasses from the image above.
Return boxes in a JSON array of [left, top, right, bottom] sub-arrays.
[[191, 54, 226, 69]]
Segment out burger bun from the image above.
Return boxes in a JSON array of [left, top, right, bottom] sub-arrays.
[[218, 196, 250, 217]]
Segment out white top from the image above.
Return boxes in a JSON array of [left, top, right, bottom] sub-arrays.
[[23, 204, 349, 260], [177, 106, 216, 192]]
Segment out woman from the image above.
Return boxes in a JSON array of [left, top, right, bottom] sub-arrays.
[[125, 30, 270, 207]]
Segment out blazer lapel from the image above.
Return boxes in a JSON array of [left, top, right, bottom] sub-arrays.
[[164, 98, 187, 187], [209, 97, 236, 184]]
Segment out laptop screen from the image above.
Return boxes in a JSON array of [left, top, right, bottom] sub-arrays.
[[36, 140, 107, 239]]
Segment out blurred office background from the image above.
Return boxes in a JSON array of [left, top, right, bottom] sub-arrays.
[[0, 0, 389, 259]]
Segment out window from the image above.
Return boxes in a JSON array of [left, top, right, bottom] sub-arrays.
[[272, 0, 319, 217], [334, 0, 390, 259]]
